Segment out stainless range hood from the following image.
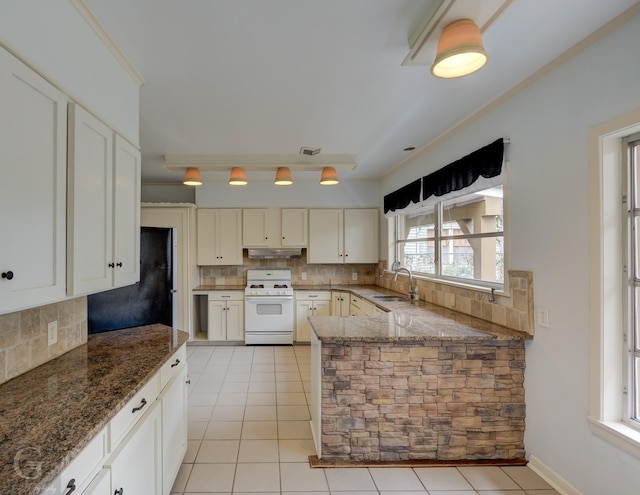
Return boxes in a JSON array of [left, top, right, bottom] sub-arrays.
[[247, 248, 302, 259]]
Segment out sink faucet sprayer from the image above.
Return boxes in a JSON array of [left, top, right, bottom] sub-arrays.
[[393, 265, 417, 300]]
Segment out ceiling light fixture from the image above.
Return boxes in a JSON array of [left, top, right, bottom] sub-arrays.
[[431, 19, 488, 78], [320, 167, 339, 186], [183, 167, 202, 186], [274, 167, 293, 186], [228, 167, 248, 186]]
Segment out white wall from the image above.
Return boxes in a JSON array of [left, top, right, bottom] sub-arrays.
[[381, 13, 640, 495], [196, 180, 380, 208], [0, 0, 140, 145]]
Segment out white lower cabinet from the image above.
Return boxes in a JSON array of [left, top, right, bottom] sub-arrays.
[[209, 291, 244, 341], [295, 292, 331, 342], [81, 469, 110, 495], [350, 294, 375, 316], [331, 291, 350, 316], [161, 364, 188, 495], [107, 402, 162, 495], [46, 347, 188, 495]]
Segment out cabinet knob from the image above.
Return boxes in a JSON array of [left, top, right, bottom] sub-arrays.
[[171, 359, 180, 368], [63, 478, 76, 495], [1, 271, 14, 280], [108, 263, 115, 268], [114, 488, 123, 495], [116, 262, 123, 267]]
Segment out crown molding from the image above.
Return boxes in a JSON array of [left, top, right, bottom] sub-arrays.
[[70, 0, 144, 86]]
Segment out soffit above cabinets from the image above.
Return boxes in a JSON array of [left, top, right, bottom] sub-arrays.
[[402, 0, 513, 67]]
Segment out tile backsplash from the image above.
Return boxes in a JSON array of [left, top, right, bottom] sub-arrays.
[[376, 265, 534, 335], [200, 249, 378, 287], [0, 297, 87, 385]]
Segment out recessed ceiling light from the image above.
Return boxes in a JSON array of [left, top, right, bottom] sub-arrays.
[[404, 147, 416, 152]]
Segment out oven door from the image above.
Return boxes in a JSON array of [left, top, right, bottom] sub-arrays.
[[244, 295, 294, 345]]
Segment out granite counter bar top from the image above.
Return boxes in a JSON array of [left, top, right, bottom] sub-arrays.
[[308, 285, 531, 342], [193, 284, 246, 292], [0, 324, 188, 495]]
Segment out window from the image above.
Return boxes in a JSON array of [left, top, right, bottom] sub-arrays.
[[625, 135, 640, 428], [395, 185, 504, 287]]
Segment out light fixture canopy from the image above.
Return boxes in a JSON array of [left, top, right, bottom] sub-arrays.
[[274, 167, 293, 186], [183, 167, 202, 186], [229, 167, 248, 185], [320, 166, 339, 185], [431, 19, 488, 78]]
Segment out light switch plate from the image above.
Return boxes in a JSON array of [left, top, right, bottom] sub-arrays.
[[537, 307, 549, 328], [352, 273, 357, 280], [301, 272, 307, 280]]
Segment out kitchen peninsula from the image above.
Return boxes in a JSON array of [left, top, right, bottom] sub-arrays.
[[309, 288, 531, 463]]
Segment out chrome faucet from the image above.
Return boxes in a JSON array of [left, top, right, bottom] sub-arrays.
[[393, 266, 415, 300]]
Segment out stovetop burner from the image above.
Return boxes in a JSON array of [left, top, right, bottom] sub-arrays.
[[274, 284, 288, 289], [250, 284, 264, 289]]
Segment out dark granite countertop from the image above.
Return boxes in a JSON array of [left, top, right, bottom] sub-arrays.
[[193, 285, 246, 292], [308, 285, 531, 342], [0, 324, 188, 495]]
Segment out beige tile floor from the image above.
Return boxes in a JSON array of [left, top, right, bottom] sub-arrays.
[[174, 345, 558, 495]]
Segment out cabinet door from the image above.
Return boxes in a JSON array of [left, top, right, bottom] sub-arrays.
[[161, 366, 187, 495], [314, 299, 331, 317], [225, 300, 244, 341], [281, 209, 307, 247], [331, 291, 350, 316], [344, 209, 379, 263], [295, 300, 313, 342], [217, 209, 243, 265], [308, 209, 343, 263], [196, 209, 218, 265], [113, 136, 141, 288], [109, 404, 162, 495], [0, 47, 67, 313], [208, 300, 226, 341], [68, 103, 114, 295]]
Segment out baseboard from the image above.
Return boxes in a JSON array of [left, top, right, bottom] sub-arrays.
[[527, 455, 582, 495]]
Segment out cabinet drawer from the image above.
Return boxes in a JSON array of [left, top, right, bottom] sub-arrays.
[[208, 291, 243, 301], [160, 345, 187, 390], [110, 373, 159, 450], [60, 427, 107, 494], [296, 291, 331, 301]]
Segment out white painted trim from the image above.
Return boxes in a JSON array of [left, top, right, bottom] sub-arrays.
[[70, 0, 144, 87], [587, 417, 640, 459], [527, 455, 582, 495], [588, 108, 640, 459]]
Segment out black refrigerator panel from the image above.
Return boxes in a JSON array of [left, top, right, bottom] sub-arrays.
[[88, 227, 173, 334]]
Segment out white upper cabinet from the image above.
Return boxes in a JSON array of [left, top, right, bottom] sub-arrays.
[[197, 209, 243, 265], [242, 208, 308, 248], [67, 103, 141, 295], [243, 208, 280, 247], [113, 135, 141, 287], [307, 208, 378, 264], [281, 209, 308, 247], [343, 208, 379, 263], [0, 47, 67, 314]]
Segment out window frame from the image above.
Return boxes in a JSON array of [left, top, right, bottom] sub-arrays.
[[392, 185, 506, 291]]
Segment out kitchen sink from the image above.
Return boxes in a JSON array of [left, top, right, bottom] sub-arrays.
[[372, 295, 407, 302]]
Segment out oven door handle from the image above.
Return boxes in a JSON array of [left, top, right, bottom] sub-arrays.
[[245, 295, 293, 303]]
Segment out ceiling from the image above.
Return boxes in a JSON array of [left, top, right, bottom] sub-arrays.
[[84, 0, 638, 184]]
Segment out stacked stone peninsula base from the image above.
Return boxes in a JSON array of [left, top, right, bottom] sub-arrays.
[[317, 339, 525, 462]]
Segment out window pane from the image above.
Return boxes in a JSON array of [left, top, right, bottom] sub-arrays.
[[441, 186, 503, 235], [440, 235, 504, 283], [400, 206, 436, 240], [634, 143, 640, 209], [636, 287, 640, 352], [400, 240, 435, 274], [635, 356, 640, 422]]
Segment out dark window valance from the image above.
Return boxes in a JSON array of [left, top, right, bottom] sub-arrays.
[[383, 178, 422, 214], [422, 138, 504, 201]]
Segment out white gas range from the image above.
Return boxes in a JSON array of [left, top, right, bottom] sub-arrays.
[[244, 269, 294, 345]]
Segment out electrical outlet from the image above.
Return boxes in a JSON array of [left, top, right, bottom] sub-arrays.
[[47, 321, 58, 346], [301, 272, 307, 280], [352, 272, 357, 281], [537, 307, 549, 328]]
